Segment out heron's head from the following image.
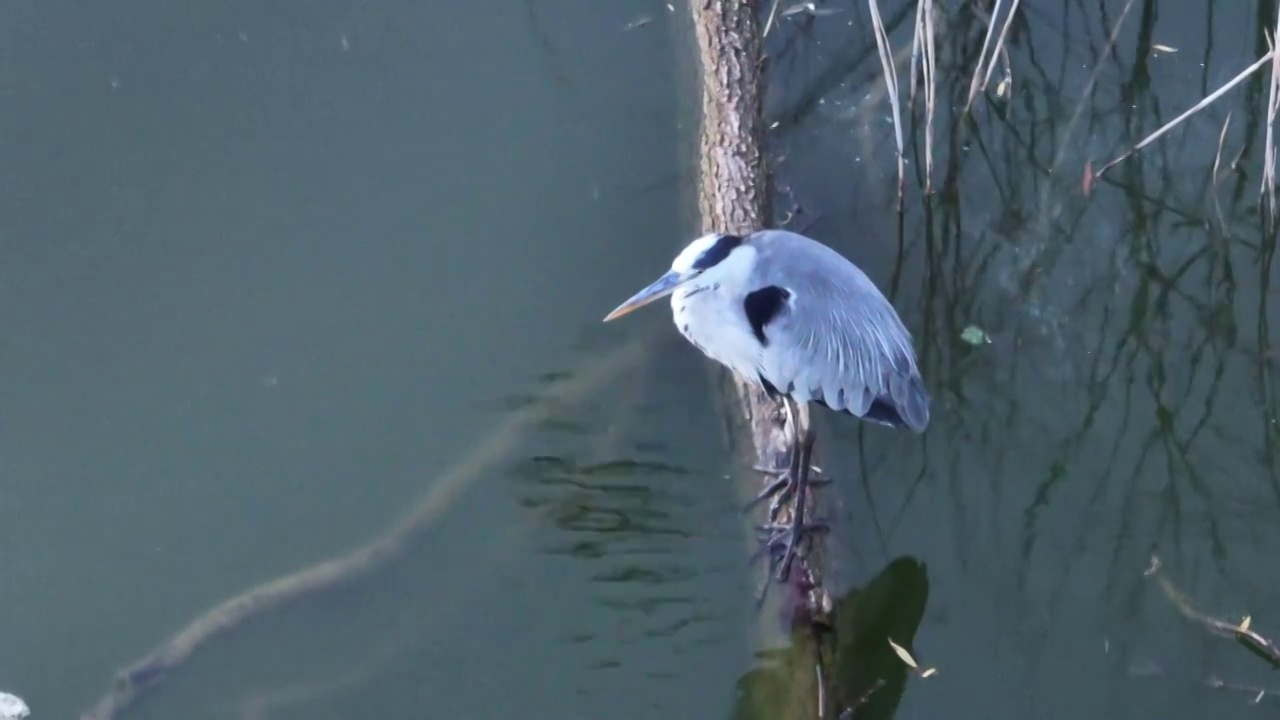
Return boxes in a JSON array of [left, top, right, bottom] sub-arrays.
[[603, 233, 746, 321]]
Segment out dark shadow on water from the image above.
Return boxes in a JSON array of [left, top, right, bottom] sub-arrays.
[[729, 556, 929, 720]]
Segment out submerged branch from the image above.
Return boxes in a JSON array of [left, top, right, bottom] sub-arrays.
[[79, 335, 653, 720], [1144, 555, 1280, 670]]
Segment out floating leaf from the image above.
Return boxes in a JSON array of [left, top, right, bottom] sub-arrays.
[[960, 325, 991, 345], [921, 667, 938, 678], [1152, 43, 1178, 53], [887, 638, 918, 668]]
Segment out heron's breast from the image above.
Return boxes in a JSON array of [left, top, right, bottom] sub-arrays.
[[671, 290, 759, 374]]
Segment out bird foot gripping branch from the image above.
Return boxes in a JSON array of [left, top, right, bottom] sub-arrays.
[[748, 462, 831, 519], [755, 518, 831, 579]]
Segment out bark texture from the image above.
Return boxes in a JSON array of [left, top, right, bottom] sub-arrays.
[[688, 0, 834, 691]]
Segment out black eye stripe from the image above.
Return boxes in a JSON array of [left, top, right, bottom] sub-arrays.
[[691, 234, 743, 270]]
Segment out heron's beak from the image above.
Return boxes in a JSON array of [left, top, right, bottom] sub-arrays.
[[603, 271, 684, 321]]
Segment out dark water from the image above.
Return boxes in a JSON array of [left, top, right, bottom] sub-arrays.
[[1, 0, 1277, 718]]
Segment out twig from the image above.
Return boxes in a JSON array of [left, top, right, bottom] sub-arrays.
[[1202, 675, 1278, 704], [908, 0, 921, 110], [1096, 49, 1277, 178], [1211, 112, 1232, 233], [1212, 112, 1233, 186], [764, 0, 783, 39], [1129, 659, 1280, 705], [867, 0, 905, 207], [837, 678, 886, 719], [1048, 0, 1137, 173], [1144, 555, 1280, 670]]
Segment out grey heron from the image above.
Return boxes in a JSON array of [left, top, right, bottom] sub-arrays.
[[603, 229, 929, 580]]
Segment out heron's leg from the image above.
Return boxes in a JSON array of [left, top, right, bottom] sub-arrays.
[[760, 399, 823, 521], [760, 401, 829, 581], [743, 395, 802, 514], [751, 397, 828, 483], [775, 400, 815, 580]]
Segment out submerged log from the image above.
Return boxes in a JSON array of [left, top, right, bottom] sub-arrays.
[[78, 338, 652, 720], [686, 0, 839, 713], [731, 557, 929, 720]]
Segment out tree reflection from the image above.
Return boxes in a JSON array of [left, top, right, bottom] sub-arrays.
[[730, 556, 929, 720], [763, 0, 1280, 710]]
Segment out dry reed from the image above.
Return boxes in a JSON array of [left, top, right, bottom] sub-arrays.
[[868, 0, 905, 206], [1096, 49, 1278, 178], [964, 0, 1021, 113], [1211, 112, 1233, 232], [909, 0, 938, 191], [1263, 15, 1280, 230]]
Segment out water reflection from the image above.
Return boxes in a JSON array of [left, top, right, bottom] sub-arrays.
[[730, 556, 929, 720], [760, 0, 1280, 716], [512, 454, 694, 555], [502, 344, 747, 698]]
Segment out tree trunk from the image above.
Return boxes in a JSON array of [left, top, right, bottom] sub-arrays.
[[687, 0, 836, 714]]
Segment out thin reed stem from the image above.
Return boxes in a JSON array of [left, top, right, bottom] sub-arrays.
[[1097, 49, 1278, 177], [1212, 112, 1233, 233], [868, 0, 905, 207], [909, 0, 938, 191], [980, 0, 1022, 98], [1263, 18, 1280, 229], [965, 0, 1003, 113]]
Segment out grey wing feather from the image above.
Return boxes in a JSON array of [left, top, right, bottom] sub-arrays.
[[749, 230, 930, 432]]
